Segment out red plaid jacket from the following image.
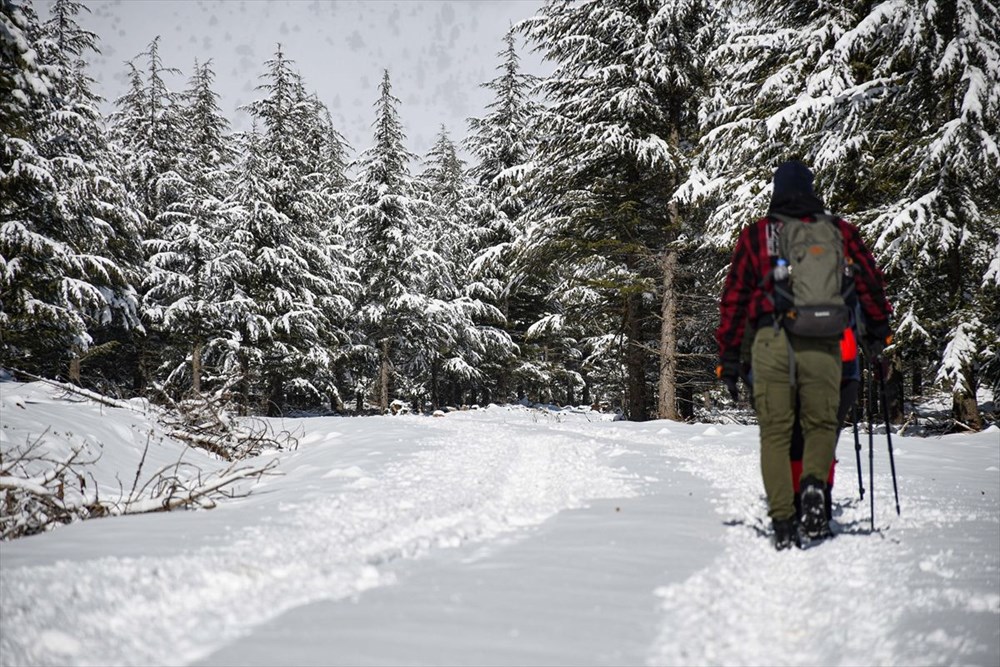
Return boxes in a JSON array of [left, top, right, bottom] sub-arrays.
[[716, 214, 892, 362]]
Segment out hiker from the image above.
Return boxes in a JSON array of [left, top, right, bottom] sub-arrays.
[[716, 160, 892, 550]]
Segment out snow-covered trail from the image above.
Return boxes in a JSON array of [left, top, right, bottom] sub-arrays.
[[194, 419, 721, 667], [1, 407, 638, 666], [646, 423, 1000, 667], [1, 393, 998, 666]]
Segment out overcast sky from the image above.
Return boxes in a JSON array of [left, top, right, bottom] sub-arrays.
[[57, 0, 548, 159]]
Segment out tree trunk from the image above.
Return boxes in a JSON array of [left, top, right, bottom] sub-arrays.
[[887, 359, 903, 423], [239, 352, 250, 416], [191, 341, 202, 394], [267, 374, 283, 417], [625, 294, 647, 421], [431, 356, 440, 410], [657, 119, 684, 421], [379, 339, 391, 412], [678, 380, 694, 421], [952, 367, 982, 430], [330, 386, 345, 413], [953, 391, 982, 430], [132, 337, 148, 395], [657, 249, 680, 420], [69, 351, 81, 386], [911, 365, 922, 397]]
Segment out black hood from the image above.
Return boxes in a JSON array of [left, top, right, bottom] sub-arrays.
[[768, 160, 826, 217]]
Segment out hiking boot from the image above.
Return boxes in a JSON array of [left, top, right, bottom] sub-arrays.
[[772, 518, 798, 551], [796, 484, 833, 522], [799, 476, 831, 539]]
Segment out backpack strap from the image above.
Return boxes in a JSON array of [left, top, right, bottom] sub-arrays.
[[759, 215, 793, 320]]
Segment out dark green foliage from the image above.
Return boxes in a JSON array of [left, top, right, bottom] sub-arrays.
[[3, 0, 993, 428], [518, 0, 713, 418]]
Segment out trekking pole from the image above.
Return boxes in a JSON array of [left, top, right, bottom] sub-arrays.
[[867, 358, 875, 530], [876, 359, 901, 516], [852, 403, 865, 500]]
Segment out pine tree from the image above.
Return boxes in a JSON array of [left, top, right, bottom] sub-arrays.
[[225, 46, 355, 414], [296, 91, 357, 411], [299, 92, 351, 195], [105, 36, 189, 391], [466, 28, 540, 220], [679, 1, 866, 244], [0, 0, 49, 141], [688, 0, 999, 428], [143, 59, 235, 395], [519, 0, 713, 418], [465, 28, 544, 403], [108, 36, 185, 230], [418, 127, 473, 270], [414, 127, 514, 407], [349, 70, 429, 412], [863, 0, 1000, 428], [1, 0, 142, 382]]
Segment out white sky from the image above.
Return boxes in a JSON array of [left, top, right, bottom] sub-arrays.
[[60, 0, 548, 159]]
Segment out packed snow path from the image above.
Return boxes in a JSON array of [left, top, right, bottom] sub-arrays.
[[1, 391, 997, 666]]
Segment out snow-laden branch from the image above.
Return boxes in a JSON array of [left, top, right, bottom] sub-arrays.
[[0, 434, 279, 540]]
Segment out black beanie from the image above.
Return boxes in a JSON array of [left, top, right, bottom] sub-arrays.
[[768, 160, 825, 216], [773, 160, 814, 198]]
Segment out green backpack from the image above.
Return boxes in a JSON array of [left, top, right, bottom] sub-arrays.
[[771, 213, 851, 338]]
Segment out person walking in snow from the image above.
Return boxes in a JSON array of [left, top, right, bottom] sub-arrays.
[[716, 160, 892, 550]]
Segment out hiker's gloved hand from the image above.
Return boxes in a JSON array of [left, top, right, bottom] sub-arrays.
[[716, 358, 741, 402], [864, 320, 892, 358]]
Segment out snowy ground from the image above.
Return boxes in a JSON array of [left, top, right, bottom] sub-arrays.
[[1, 380, 998, 666]]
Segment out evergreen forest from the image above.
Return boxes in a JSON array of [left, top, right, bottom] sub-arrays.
[[2, 0, 998, 429]]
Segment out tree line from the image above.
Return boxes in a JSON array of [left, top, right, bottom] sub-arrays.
[[2, 0, 997, 428]]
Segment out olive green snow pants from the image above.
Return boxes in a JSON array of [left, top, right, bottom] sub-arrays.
[[751, 326, 841, 521]]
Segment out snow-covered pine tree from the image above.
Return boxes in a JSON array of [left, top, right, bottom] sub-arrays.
[[678, 2, 862, 244], [143, 59, 235, 396], [519, 0, 713, 419], [863, 1, 1000, 428], [221, 125, 275, 412], [648, 0, 716, 420], [292, 89, 355, 292], [464, 27, 545, 404], [105, 36, 189, 391], [299, 92, 351, 196], [229, 46, 354, 414], [413, 127, 514, 407], [466, 28, 540, 221], [409, 127, 466, 406], [0, 0, 48, 139], [108, 36, 185, 232], [417, 127, 471, 275], [0, 0, 142, 382], [37, 0, 144, 384], [687, 0, 999, 428], [296, 92, 357, 410], [348, 70, 430, 412], [183, 60, 236, 197]]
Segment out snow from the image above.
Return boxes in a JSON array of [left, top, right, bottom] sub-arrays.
[[1, 380, 998, 666]]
